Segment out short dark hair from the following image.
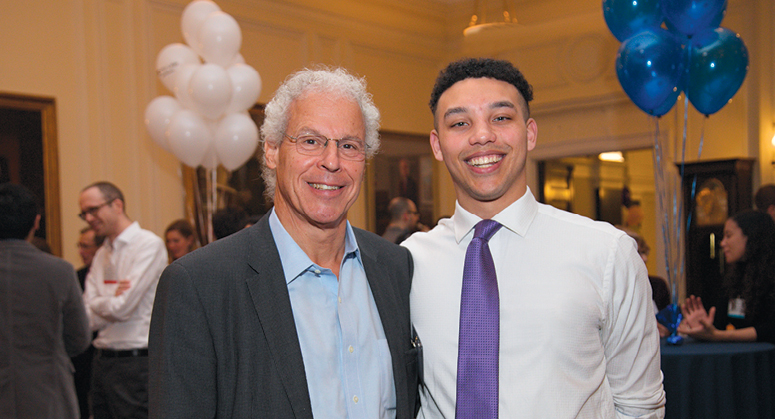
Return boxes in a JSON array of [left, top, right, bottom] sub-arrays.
[[212, 207, 248, 240], [80, 226, 106, 247], [83, 181, 125, 211], [388, 197, 414, 222], [429, 58, 534, 119], [754, 184, 775, 212], [0, 183, 40, 240]]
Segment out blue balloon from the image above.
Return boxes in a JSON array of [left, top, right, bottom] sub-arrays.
[[651, 85, 682, 117], [662, 0, 726, 36], [687, 27, 748, 115], [603, 0, 664, 42], [616, 29, 685, 115]]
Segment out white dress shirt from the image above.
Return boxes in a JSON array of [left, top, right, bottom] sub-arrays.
[[403, 189, 665, 419], [83, 221, 167, 350]]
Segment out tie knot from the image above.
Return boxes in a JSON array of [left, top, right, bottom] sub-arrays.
[[473, 219, 502, 242]]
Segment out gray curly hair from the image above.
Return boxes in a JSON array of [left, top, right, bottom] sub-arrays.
[[260, 67, 381, 201]]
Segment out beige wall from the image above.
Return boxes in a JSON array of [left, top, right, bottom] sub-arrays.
[[2, 0, 774, 275]]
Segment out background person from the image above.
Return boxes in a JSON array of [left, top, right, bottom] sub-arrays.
[[678, 210, 775, 343], [72, 226, 104, 419], [164, 219, 197, 262], [754, 183, 775, 221], [79, 181, 167, 419], [211, 207, 248, 239], [0, 183, 91, 418], [382, 196, 427, 244]]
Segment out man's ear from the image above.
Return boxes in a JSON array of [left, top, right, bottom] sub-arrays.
[[113, 198, 125, 214], [430, 130, 444, 162], [264, 140, 279, 170], [27, 214, 41, 241], [526, 118, 538, 152]]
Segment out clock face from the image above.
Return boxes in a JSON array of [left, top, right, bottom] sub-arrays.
[[695, 178, 728, 227]]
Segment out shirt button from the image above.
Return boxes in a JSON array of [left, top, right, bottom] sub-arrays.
[[314, 269, 321, 274], [353, 395, 359, 403], [338, 297, 342, 303], [348, 345, 354, 353]]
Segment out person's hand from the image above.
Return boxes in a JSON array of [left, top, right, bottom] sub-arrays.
[[657, 323, 671, 338], [677, 295, 718, 340], [115, 279, 131, 297]]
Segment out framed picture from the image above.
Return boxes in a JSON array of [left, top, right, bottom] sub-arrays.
[[0, 93, 61, 255], [369, 131, 435, 235]]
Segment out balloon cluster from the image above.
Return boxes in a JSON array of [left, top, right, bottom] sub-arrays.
[[145, 0, 261, 171], [604, 0, 748, 117]]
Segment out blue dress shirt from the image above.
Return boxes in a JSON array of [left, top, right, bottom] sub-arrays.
[[269, 210, 396, 419]]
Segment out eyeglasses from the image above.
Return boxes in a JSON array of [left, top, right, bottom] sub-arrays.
[[77, 242, 98, 249], [283, 133, 368, 161], [78, 199, 115, 220]]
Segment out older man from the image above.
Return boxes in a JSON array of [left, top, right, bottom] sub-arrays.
[[149, 68, 419, 419]]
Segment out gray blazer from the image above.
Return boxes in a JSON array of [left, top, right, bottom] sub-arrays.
[[149, 215, 419, 418], [0, 239, 91, 419]]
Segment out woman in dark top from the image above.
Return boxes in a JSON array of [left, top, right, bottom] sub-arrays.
[[679, 210, 775, 343]]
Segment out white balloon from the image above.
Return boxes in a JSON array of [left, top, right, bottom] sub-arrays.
[[156, 43, 200, 92], [229, 53, 245, 66], [198, 11, 242, 67], [215, 113, 259, 171], [166, 109, 213, 167], [144, 96, 182, 152], [181, 0, 220, 54], [190, 63, 232, 120], [201, 119, 220, 169], [200, 144, 220, 170], [173, 63, 199, 110], [226, 64, 262, 114]]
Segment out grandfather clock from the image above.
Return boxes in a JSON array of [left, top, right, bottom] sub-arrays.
[[681, 158, 754, 322]]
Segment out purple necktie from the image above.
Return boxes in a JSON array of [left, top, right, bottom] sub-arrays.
[[456, 219, 502, 419]]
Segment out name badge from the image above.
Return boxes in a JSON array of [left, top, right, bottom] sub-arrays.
[[728, 297, 745, 319]]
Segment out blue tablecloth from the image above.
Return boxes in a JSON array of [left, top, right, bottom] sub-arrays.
[[661, 338, 775, 419]]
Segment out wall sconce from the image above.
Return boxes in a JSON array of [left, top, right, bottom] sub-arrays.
[[599, 151, 625, 163], [771, 124, 775, 165]]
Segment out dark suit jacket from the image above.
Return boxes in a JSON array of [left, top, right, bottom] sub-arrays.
[[149, 215, 419, 418], [0, 239, 91, 419]]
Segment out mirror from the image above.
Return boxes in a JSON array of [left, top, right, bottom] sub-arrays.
[[538, 148, 657, 275]]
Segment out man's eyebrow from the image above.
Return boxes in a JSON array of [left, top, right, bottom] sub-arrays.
[[490, 101, 516, 110], [442, 107, 467, 120]]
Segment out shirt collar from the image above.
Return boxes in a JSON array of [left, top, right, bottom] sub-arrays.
[[452, 187, 539, 244], [104, 221, 140, 251], [268, 208, 361, 285]]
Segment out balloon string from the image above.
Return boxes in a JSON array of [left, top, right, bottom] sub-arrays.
[[209, 167, 217, 243], [652, 117, 673, 298]]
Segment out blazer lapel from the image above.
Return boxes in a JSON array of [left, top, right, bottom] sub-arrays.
[[244, 217, 313, 419]]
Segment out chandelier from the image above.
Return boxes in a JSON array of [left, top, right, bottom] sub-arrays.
[[464, 0, 519, 37]]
